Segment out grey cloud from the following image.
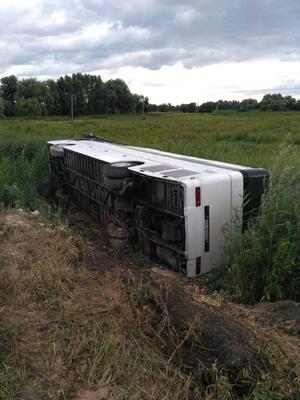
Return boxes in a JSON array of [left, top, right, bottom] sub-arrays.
[[1, 0, 300, 77], [233, 85, 300, 97]]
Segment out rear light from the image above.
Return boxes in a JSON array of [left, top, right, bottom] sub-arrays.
[[195, 187, 201, 207], [196, 256, 201, 275]]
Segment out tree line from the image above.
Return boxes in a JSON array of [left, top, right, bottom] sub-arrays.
[[148, 94, 300, 113], [0, 73, 146, 117], [1, 73, 300, 117]]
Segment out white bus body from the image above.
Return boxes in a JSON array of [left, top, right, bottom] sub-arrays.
[[48, 136, 269, 277]]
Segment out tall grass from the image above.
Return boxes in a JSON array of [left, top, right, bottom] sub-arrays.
[[0, 138, 48, 209], [226, 146, 300, 303]]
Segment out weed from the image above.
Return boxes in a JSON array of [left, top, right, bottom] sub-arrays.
[[26, 261, 74, 302], [38, 203, 69, 226], [0, 323, 25, 400], [127, 285, 155, 308], [0, 365, 25, 400], [251, 388, 283, 399], [81, 333, 115, 387]]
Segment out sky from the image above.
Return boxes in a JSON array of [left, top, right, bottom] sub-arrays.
[[1, 0, 300, 104]]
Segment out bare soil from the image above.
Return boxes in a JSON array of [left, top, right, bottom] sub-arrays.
[[0, 211, 299, 399]]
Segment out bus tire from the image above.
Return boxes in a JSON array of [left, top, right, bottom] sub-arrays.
[[104, 162, 136, 179], [107, 221, 128, 239]]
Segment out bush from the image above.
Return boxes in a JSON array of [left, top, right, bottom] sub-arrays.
[[226, 146, 300, 303]]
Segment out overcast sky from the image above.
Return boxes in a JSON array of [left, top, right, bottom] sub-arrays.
[[1, 0, 300, 104]]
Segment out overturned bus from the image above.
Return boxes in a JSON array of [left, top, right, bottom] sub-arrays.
[[47, 135, 269, 278]]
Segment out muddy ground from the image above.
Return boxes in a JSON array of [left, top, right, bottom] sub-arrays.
[[0, 211, 299, 399]]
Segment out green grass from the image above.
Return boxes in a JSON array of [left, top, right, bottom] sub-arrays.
[[1, 111, 300, 209], [225, 145, 300, 302], [1, 111, 300, 163], [1, 111, 300, 303]]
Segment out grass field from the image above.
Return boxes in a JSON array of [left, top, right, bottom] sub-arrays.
[[1, 111, 300, 166], [1, 110, 300, 209], [1, 110, 300, 304]]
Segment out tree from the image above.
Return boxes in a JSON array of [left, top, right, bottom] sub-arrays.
[[216, 100, 240, 111], [84, 75, 105, 114], [155, 103, 177, 112], [295, 100, 300, 111], [0, 75, 18, 116], [259, 94, 284, 111], [17, 78, 47, 101], [0, 98, 4, 118], [0, 75, 18, 103], [179, 102, 197, 113], [157, 103, 170, 112], [17, 78, 48, 115], [198, 102, 216, 113], [104, 79, 135, 113], [239, 98, 258, 111], [56, 75, 73, 115], [135, 95, 149, 113], [283, 96, 296, 111], [71, 73, 88, 115], [44, 79, 60, 115], [15, 97, 42, 117], [148, 103, 159, 112]]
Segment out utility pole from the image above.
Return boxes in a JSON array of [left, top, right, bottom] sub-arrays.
[[71, 75, 74, 121], [71, 92, 74, 121]]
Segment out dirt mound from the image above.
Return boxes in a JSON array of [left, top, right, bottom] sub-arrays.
[[142, 268, 260, 373], [245, 301, 300, 336], [132, 268, 298, 378]]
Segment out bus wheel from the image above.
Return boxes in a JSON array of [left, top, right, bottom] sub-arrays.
[[107, 220, 128, 240], [106, 216, 129, 249], [104, 162, 137, 179]]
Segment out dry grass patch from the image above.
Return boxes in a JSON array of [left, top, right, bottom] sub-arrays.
[[0, 211, 299, 399]]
